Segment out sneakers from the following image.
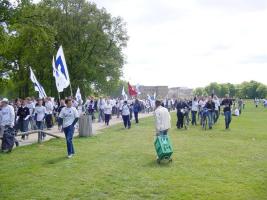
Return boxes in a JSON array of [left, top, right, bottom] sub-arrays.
[[67, 154, 73, 159]]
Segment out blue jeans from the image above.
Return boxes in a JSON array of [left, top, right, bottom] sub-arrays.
[[98, 109, 105, 122], [224, 111, 231, 129], [191, 111, 197, 125], [36, 121, 45, 139], [63, 125, 75, 156], [207, 111, 213, 128], [122, 115, 131, 128]]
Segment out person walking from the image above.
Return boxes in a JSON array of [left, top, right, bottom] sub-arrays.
[[191, 97, 198, 126], [133, 99, 141, 124], [97, 97, 106, 123], [221, 94, 233, 130], [238, 98, 243, 115], [59, 99, 79, 158], [104, 100, 112, 126], [34, 99, 46, 140], [45, 97, 54, 129], [213, 95, 220, 123], [17, 99, 30, 140], [0, 98, 15, 138], [121, 101, 131, 129], [204, 97, 215, 129], [154, 100, 171, 136], [176, 99, 188, 129]]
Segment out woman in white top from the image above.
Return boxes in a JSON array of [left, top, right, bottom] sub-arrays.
[[191, 97, 198, 126], [34, 99, 46, 140], [104, 100, 112, 126]]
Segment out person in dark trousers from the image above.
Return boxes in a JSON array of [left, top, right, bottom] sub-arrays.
[[176, 99, 188, 129], [17, 99, 30, 140], [221, 94, 233, 129], [204, 97, 215, 129], [59, 99, 79, 158], [133, 99, 141, 124], [56, 99, 65, 131], [121, 101, 131, 129], [191, 97, 198, 126]]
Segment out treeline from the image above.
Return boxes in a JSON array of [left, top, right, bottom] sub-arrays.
[[0, 0, 128, 98], [193, 81, 267, 99]]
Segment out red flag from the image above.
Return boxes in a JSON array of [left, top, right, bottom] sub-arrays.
[[128, 82, 137, 96]]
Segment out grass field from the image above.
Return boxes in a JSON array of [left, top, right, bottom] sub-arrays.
[[0, 101, 266, 200]]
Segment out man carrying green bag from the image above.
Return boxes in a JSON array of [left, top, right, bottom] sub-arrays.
[[154, 100, 173, 163]]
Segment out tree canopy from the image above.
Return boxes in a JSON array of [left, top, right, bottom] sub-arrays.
[[0, 0, 128, 98], [193, 81, 267, 99]]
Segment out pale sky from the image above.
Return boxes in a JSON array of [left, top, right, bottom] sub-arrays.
[[92, 0, 267, 88]]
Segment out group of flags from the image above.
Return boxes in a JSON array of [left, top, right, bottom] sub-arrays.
[[30, 45, 76, 99], [29, 46, 156, 102]]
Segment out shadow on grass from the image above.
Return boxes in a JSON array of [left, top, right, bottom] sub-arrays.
[[144, 159, 173, 168], [44, 156, 67, 165]]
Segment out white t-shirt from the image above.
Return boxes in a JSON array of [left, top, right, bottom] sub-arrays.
[[45, 101, 54, 114], [0, 105, 15, 127], [191, 100, 199, 111], [59, 107, 79, 128], [213, 99, 220, 111], [104, 104, 112, 115], [34, 106, 46, 122], [121, 104, 130, 116]]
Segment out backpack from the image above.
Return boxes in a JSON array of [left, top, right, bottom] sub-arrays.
[[1, 127, 16, 153]]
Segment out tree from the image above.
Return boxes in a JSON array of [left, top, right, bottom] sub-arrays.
[[204, 82, 221, 96], [0, 0, 128, 98], [256, 84, 267, 99], [193, 87, 205, 97]]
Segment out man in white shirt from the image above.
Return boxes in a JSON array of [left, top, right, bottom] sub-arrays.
[[59, 99, 79, 158], [154, 100, 171, 136], [0, 98, 15, 137]]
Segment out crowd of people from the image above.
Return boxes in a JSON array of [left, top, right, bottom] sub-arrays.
[[0, 93, 263, 157]]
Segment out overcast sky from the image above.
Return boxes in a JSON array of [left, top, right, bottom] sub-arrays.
[[91, 0, 267, 88]]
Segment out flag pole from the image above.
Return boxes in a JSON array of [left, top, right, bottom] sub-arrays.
[[69, 82, 73, 97], [58, 91, 61, 100]]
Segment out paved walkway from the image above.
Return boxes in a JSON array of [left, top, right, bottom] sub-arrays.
[[16, 112, 154, 147]]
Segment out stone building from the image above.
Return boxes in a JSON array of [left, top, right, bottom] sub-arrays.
[[168, 87, 193, 99], [137, 85, 169, 99]]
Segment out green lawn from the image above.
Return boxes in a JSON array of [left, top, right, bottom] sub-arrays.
[[0, 101, 267, 200]]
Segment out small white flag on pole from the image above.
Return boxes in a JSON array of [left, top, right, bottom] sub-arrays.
[[122, 86, 128, 100], [136, 83, 141, 95], [75, 87, 83, 103], [30, 67, 47, 98]]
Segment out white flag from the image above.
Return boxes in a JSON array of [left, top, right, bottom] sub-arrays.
[[147, 94, 152, 101], [75, 87, 83, 103], [52, 56, 66, 92], [30, 67, 47, 98], [122, 86, 128, 100], [136, 83, 141, 95], [54, 46, 70, 89]]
